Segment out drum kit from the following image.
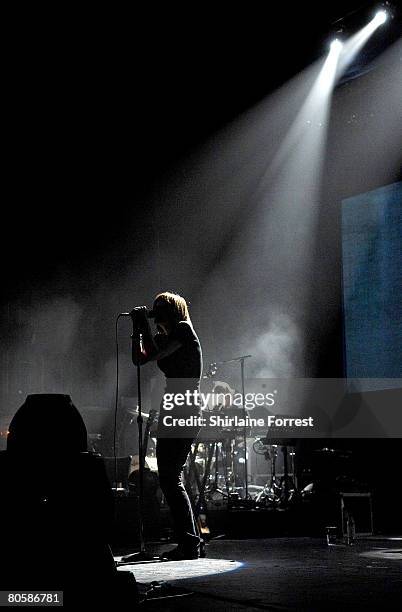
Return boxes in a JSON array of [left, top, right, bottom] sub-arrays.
[[184, 426, 298, 513], [99, 367, 298, 517], [86, 358, 352, 522], [183, 360, 297, 511]]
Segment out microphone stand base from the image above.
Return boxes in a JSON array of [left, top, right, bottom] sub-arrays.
[[118, 550, 160, 564]]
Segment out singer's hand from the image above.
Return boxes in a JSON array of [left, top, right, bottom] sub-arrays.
[[131, 306, 148, 321], [131, 306, 149, 332]]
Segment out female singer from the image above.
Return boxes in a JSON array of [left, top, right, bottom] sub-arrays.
[[132, 292, 203, 560]]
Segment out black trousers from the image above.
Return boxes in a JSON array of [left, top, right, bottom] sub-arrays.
[[156, 437, 200, 549]]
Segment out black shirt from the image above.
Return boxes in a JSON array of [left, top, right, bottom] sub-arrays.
[[156, 320, 202, 385]]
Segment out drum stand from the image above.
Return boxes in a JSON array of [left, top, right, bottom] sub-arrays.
[[255, 445, 281, 506], [254, 444, 296, 507], [203, 440, 231, 501], [214, 354, 252, 498], [187, 438, 231, 526]]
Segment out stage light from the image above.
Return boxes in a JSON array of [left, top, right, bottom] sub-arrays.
[[335, 6, 390, 80], [330, 39, 343, 53], [373, 9, 388, 25], [317, 38, 343, 94]]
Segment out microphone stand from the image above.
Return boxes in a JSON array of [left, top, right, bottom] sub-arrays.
[[120, 319, 158, 564], [215, 354, 252, 500]]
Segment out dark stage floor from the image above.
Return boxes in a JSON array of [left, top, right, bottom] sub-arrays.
[[114, 537, 402, 611]]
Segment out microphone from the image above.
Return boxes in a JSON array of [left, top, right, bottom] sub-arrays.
[[120, 306, 155, 319]]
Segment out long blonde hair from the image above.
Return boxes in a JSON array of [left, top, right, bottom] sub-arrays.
[[153, 291, 191, 324]]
